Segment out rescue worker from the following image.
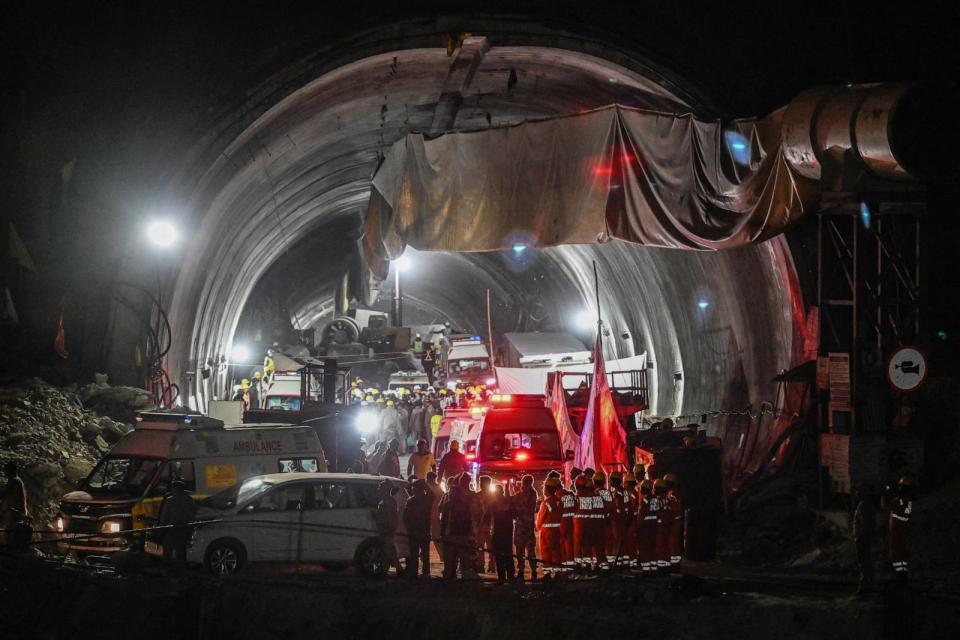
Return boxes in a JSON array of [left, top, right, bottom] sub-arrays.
[[560, 469, 578, 574], [408, 401, 426, 446], [440, 474, 475, 580], [247, 371, 262, 409], [1, 461, 29, 549], [633, 463, 646, 483], [377, 438, 402, 478], [636, 479, 657, 573], [486, 484, 516, 583], [476, 475, 496, 573], [664, 472, 684, 571], [593, 472, 614, 567], [852, 485, 876, 594], [372, 480, 401, 576], [573, 474, 604, 573], [406, 439, 436, 480], [413, 333, 424, 355], [263, 349, 276, 385], [653, 478, 671, 573], [622, 472, 639, 567], [608, 470, 631, 567], [536, 477, 564, 577], [403, 479, 433, 578], [426, 471, 444, 557], [883, 474, 915, 581], [158, 478, 196, 567], [380, 399, 401, 448], [421, 348, 436, 386], [512, 474, 539, 581], [438, 440, 468, 481]]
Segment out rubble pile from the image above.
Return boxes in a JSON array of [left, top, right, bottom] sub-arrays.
[[719, 472, 855, 571], [0, 378, 150, 529]]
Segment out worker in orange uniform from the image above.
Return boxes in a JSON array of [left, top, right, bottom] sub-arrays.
[[593, 472, 614, 568], [652, 479, 671, 573], [560, 468, 579, 575], [663, 472, 683, 572], [622, 472, 639, 567], [635, 479, 657, 573], [883, 474, 915, 581], [608, 471, 632, 568], [573, 475, 605, 573], [536, 477, 564, 578]]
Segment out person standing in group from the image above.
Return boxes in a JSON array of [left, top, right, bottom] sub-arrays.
[[573, 474, 603, 573], [607, 471, 632, 568], [157, 478, 196, 568], [476, 475, 496, 573], [559, 470, 578, 575], [853, 485, 877, 595], [652, 479, 671, 573], [621, 472, 639, 567], [248, 371, 262, 410], [426, 471, 444, 558], [512, 475, 539, 581], [536, 477, 564, 578], [636, 479, 657, 573], [263, 348, 276, 385], [438, 440, 468, 481], [406, 439, 436, 480], [487, 484, 516, 584], [372, 480, 401, 577], [440, 475, 475, 580], [403, 479, 434, 578], [593, 472, 614, 568], [378, 439, 402, 478], [663, 473, 684, 572]]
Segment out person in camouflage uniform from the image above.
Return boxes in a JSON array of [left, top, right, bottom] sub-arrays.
[[512, 474, 539, 581]]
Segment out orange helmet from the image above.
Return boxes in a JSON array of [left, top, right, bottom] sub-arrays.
[[663, 473, 679, 487], [653, 479, 669, 493], [624, 473, 637, 485]]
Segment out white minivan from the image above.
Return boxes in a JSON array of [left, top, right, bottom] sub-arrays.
[[188, 473, 409, 576]]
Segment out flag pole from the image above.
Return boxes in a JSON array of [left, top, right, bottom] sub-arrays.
[[593, 260, 601, 336], [486, 288, 495, 366]]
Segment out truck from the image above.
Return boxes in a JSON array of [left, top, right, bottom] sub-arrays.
[[387, 370, 430, 393], [446, 335, 495, 387], [54, 412, 327, 554], [502, 332, 591, 368]]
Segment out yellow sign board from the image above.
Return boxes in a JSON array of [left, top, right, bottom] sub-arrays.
[[205, 464, 238, 489]]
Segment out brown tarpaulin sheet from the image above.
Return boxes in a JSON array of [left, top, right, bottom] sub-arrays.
[[361, 104, 819, 280]]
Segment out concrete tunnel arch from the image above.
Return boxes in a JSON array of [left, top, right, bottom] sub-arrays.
[[153, 19, 804, 466]]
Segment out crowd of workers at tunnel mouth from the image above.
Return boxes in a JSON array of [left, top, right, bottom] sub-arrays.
[[369, 459, 686, 582]]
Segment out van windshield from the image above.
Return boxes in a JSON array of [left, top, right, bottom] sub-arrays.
[[449, 359, 490, 374], [82, 457, 162, 496], [481, 431, 561, 461]]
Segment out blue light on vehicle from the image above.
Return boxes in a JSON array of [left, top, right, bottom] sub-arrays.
[[513, 243, 527, 254], [724, 130, 751, 166], [697, 300, 710, 310], [860, 201, 871, 229]]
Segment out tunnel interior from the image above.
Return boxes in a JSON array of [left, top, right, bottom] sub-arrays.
[[135, 31, 808, 487]]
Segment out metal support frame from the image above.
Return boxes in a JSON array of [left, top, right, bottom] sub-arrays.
[[816, 190, 924, 437]]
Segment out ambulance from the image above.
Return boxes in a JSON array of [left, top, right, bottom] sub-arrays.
[[472, 394, 570, 490], [54, 412, 326, 554]]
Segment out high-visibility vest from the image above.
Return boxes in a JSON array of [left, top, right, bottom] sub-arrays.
[[430, 414, 442, 436]]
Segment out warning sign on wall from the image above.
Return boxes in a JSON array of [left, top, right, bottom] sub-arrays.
[[205, 464, 238, 489]]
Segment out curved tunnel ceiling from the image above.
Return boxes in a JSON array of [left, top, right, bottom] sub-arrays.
[[162, 36, 802, 430]]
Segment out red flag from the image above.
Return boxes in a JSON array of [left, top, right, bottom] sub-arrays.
[[547, 372, 579, 484], [577, 335, 626, 471], [54, 312, 68, 359]]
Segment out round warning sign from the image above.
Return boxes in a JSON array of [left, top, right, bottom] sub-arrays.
[[886, 346, 927, 393]]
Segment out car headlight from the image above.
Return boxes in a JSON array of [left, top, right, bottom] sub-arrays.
[[356, 410, 379, 433], [100, 519, 123, 535]]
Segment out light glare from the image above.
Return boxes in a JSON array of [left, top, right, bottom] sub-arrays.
[[147, 220, 178, 247]]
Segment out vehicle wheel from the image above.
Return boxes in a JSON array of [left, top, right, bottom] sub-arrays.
[[355, 540, 388, 578], [205, 540, 244, 576]]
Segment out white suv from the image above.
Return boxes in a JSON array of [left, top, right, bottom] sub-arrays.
[[185, 473, 409, 576]]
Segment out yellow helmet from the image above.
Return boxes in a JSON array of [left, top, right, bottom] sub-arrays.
[[609, 470, 624, 481], [439, 389, 448, 395], [365, 395, 374, 402], [376, 398, 385, 404], [593, 472, 606, 484], [253, 371, 261, 379], [386, 400, 395, 407], [899, 474, 916, 488], [351, 381, 358, 388], [663, 473, 679, 486], [633, 463, 646, 476], [240, 378, 250, 389], [653, 479, 669, 492]]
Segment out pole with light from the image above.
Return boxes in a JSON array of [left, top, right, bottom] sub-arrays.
[[393, 254, 411, 327], [143, 218, 180, 407]]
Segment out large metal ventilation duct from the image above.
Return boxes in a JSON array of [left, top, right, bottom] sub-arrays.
[[781, 83, 959, 181]]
